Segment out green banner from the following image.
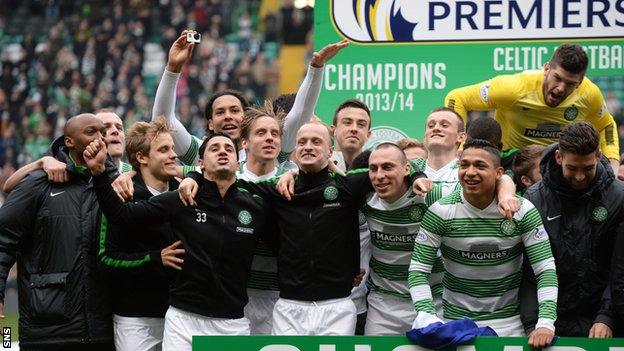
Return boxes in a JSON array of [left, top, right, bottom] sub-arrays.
[[193, 336, 624, 350], [313, 0, 624, 144]]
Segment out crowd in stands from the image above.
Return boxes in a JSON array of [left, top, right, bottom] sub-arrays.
[[0, 0, 313, 185]]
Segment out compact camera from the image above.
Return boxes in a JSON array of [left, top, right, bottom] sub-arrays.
[[186, 32, 201, 44]]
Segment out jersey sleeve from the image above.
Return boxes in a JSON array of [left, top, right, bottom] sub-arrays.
[[445, 74, 523, 122], [408, 206, 446, 329], [585, 82, 620, 160], [345, 168, 374, 207], [93, 172, 180, 226], [280, 65, 324, 155], [153, 70, 201, 165], [238, 176, 283, 200], [97, 215, 162, 270], [517, 201, 558, 331]]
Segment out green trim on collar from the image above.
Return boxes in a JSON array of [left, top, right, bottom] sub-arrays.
[[68, 152, 89, 176]]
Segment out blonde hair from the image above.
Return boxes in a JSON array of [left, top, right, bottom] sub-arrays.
[[240, 100, 286, 140], [125, 116, 173, 171]]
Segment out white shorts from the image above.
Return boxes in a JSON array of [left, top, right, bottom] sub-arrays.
[[245, 288, 279, 335], [365, 291, 415, 335], [113, 314, 164, 351], [162, 306, 250, 351], [272, 297, 356, 335], [474, 315, 525, 337]]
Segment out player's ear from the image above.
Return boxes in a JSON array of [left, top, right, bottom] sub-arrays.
[[555, 149, 562, 165], [495, 166, 504, 180], [64, 136, 74, 148], [136, 152, 148, 165]]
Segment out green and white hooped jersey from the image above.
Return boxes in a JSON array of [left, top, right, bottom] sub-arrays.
[[413, 158, 461, 200], [362, 190, 442, 299], [412, 157, 460, 303], [238, 160, 295, 291], [408, 189, 558, 331]]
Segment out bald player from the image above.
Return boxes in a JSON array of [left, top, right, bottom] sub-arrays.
[[0, 114, 115, 350], [2, 109, 131, 193]]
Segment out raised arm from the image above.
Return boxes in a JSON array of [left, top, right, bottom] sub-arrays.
[[153, 30, 200, 165], [281, 40, 349, 155]]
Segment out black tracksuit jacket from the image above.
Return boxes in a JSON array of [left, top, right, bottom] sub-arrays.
[[94, 170, 275, 319], [98, 175, 179, 318], [521, 143, 624, 336], [0, 138, 114, 348], [235, 167, 374, 301]]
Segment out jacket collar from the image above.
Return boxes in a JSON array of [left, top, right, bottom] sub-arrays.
[[540, 143, 613, 198], [198, 176, 239, 199], [48, 136, 91, 177], [297, 166, 331, 188]]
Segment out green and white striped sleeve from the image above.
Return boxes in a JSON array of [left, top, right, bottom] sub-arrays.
[[519, 202, 558, 331], [408, 206, 445, 329]]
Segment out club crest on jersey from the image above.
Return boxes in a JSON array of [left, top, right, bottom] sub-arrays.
[[408, 205, 425, 222], [564, 106, 578, 121], [324, 186, 339, 201], [592, 205, 608, 222], [500, 219, 517, 236], [238, 210, 252, 225]]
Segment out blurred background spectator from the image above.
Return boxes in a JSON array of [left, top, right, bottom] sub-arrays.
[[0, 0, 315, 185]]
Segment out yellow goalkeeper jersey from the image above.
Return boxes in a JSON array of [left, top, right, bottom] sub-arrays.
[[445, 70, 619, 160]]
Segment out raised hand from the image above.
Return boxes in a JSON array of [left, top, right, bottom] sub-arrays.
[[83, 139, 107, 176], [310, 39, 349, 68], [166, 30, 197, 73]]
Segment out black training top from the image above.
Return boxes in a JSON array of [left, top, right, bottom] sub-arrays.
[[94, 170, 275, 319]]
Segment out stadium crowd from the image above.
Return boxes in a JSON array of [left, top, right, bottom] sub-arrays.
[[0, 2, 624, 351], [0, 0, 313, 188]]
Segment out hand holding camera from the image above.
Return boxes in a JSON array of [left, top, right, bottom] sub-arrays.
[[186, 31, 201, 44], [166, 30, 199, 73]]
